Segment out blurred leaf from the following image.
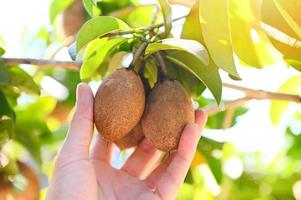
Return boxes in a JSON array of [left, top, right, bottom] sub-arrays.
[[97, 0, 133, 15], [17, 97, 57, 121], [230, 0, 279, 68], [0, 46, 5, 56], [166, 51, 222, 104], [0, 60, 10, 85], [122, 5, 159, 28], [181, 0, 203, 42], [76, 16, 130, 52], [198, 137, 224, 184], [286, 59, 301, 71], [176, 183, 195, 200], [0, 90, 14, 145], [107, 51, 127, 76], [144, 59, 158, 88], [270, 75, 301, 124], [146, 39, 209, 65], [80, 38, 127, 80], [262, 0, 301, 40], [14, 97, 57, 164], [158, 0, 172, 37], [8, 66, 40, 95], [268, 37, 301, 71], [83, 0, 101, 17], [199, 0, 239, 77], [286, 128, 301, 159], [206, 106, 248, 129], [273, 0, 301, 40], [49, 0, 74, 23]]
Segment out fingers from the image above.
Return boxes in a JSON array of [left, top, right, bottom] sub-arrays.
[[90, 134, 114, 164], [121, 138, 162, 178], [146, 110, 207, 199], [58, 83, 94, 165]]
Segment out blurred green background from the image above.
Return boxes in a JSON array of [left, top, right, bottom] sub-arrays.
[[0, 0, 301, 199]]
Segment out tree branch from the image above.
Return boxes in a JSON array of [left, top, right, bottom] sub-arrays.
[[2, 58, 81, 71], [223, 83, 301, 103], [205, 98, 250, 116]]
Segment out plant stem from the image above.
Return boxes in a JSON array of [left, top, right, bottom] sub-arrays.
[[223, 83, 301, 103], [2, 57, 301, 106], [153, 52, 168, 76], [205, 98, 250, 116], [2, 58, 81, 70]]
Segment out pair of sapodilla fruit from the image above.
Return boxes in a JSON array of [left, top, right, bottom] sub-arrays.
[[94, 68, 194, 151]]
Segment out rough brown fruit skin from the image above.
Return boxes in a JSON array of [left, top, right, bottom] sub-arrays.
[[61, 0, 85, 37], [142, 80, 194, 151], [94, 69, 145, 141], [115, 123, 144, 150], [0, 162, 39, 200]]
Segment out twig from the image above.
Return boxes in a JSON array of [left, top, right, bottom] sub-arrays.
[[2, 58, 81, 71], [102, 15, 187, 39], [223, 83, 301, 103], [153, 52, 168, 75], [129, 42, 148, 68], [205, 98, 250, 116]]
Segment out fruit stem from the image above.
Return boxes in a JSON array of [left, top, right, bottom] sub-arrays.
[[154, 52, 168, 76], [129, 42, 148, 69]]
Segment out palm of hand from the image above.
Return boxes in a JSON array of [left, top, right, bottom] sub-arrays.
[[46, 83, 206, 200]]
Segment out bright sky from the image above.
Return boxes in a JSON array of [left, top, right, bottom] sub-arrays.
[[0, 0, 300, 165]]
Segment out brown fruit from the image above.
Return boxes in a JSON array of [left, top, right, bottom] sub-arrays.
[[61, 0, 85, 37], [0, 162, 39, 200], [115, 123, 144, 150], [94, 69, 145, 141], [142, 80, 194, 151]]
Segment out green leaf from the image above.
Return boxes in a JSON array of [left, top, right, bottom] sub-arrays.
[[286, 59, 301, 72], [13, 96, 57, 164], [16, 96, 57, 121], [76, 16, 130, 52], [198, 137, 224, 184], [49, 0, 74, 23], [181, 0, 203, 42], [158, 0, 172, 37], [0, 46, 5, 56], [121, 5, 159, 28], [165, 59, 206, 99], [107, 51, 128, 76], [270, 75, 301, 124], [262, 0, 301, 40], [144, 59, 158, 88], [0, 90, 14, 145], [273, 0, 301, 40], [80, 38, 127, 80], [0, 60, 10, 85], [83, 0, 101, 17], [146, 39, 209, 65], [8, 66, 40, 95], [230, 0, 279, 68], [199, 0, 239, 77], [166, 51, 222, 104]]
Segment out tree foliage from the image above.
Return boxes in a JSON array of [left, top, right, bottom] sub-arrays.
[[0, 0, 301, 199]]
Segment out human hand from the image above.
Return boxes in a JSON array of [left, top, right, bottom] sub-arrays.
[[46, 83, 207, 200]]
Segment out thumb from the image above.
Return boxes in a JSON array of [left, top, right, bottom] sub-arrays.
[[58, 83, 94, 165]]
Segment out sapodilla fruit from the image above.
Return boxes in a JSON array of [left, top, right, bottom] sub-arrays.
[[0, 162, 39, 200], [115, 123, 144, 150], [94, 69, 145, 141], [142, 80, 194, 151]]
